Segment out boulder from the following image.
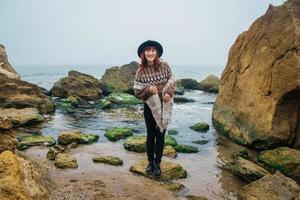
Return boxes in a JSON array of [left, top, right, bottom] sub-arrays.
[[51, 70, 102, 100], [175, 81, 185, 95], [47, 147, 64, 160], [163, 145, 177, 158], [190, 122, 209, 132], [57, 130, 99, 145], [104, 127, 134, 141], [162, 182, 185, 191], [228, 156, 270, 182], [100, 61, 139, 95], [212, 0, 300, 149], [17, 135, 56, 150], [92, 156, 123, 166], [186, 195, 208, 200], [129, 159, 187, 181], [0, 130, 18, 153], [258, 146, 300, 176], [106, 92, 142, 105], [123, 135, 146, 153], [174, 144, 199, 153], [238, 171, 300, 200], [0, 77, 54, 113], [199, 74, 220, 93], [174, 96, 195, 103], [0, 44, 20, 79], [167, 128, 178, 135], [179, 78, 201, 90], [165, 134, 178, 147], [0, 108, 43, 127], [54, 153, 78, 168], [0, 151, 49, 200]]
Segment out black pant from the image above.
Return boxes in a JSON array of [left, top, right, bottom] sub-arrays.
[[144, 103, 166, 164]]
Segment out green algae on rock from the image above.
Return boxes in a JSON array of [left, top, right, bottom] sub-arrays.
[[93, 155, 123, 166], [57, 130, 99, 145], [105, 127, 134, 141], [258, 147, 300, 176], [129, 159, 187, 181], [186, 195, 208, 200], [167, 128, 178, 135], [54, 153, 78, 168], [165, 134, 178, 147], [174, 144, 199, 153], [228, 156, 270, 183], [96, 99, 112, 109], [123, 135, 146, 153], [17, 135, 56, 150], [106, 92, 142, 105], [192, 140, 209, 145], [47, 147, 64, 160], [163, 145, 177, 158], [162, 182, 185, 191], [190, 122, 209, 132]]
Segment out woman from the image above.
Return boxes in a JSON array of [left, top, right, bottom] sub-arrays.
[[133, 40, 176, 177]]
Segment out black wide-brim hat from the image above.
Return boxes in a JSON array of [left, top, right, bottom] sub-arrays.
[[137, 40, 163, 58]]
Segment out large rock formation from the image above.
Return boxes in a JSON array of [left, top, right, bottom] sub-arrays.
[[100, 61, 139, 95], [51, 70, 102, 100], [212, 0, 300, 149], [0, 151, 49, 200], [0, 44, 54, 113]]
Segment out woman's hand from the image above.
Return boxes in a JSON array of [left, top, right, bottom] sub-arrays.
[[163, 93, 171, 102], [149, 86, 158, 94]]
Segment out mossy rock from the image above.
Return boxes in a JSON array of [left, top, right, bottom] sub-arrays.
[[165, 134, 178, 147], [199, 74, 220, 93], [17, 135, 56, 150], [106, 92, 142, 105], [162, 182, 185, 191], [96, 99, 112, 109], [54, 153, 78, 168], [190, 122, 209, 132], [63, 96, 79, 105], [186, 195, 208, 200], [129, 159, 187, 181], [93, 156, 123, 166], [168, 129, 178, 135], [180, 78, 201, 90], [175, 83, 185, 95], [47, 147, 64, 160], [163, 145, 177, 158], [57, 130, 99, 145], [105, 127, 134, 141], [234, 147, 249, 159], [192, 140, 209, 145], [123, 135, 146, 153], [174, 144, 199, 153], [258, 147, 300, 175]]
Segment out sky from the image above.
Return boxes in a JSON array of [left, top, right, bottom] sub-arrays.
[[0, 0, 285, 67]]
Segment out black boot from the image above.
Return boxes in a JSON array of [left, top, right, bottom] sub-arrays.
[[153, 163, 161, 177], [146, 161, 154, 174]]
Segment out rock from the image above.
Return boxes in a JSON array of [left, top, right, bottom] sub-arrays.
[[174, 96, 195, 103], [0, 151, 49, 200], [57, 130, 99, 145], [199, 74, 220, 93], [186, 195, 208, 200], [104, 127, 134, 141], [0, 78, 54, 113], [165, 134, 178, 147], [17, 135, 56, 150], [100, 61, 139, 95], [92, 156, 123, 166], [190, 122, 209, 132], [0, 130, 18, 153], [258, 146, 300, 176], [237, 171, 300, 200], [123, 135, 146, 153], [0, 115, 12, 129], [47, 147, 64, 160], [163, 145, 177, 158], [56, 96, 79, 113], [179, 78, 201, 90], [0, 108, 43, 127], [96, 99, 112, 109], [67, 142, 79, 149], [192, 140, 209, 145], [106, 92, 142, 105], [174, 144, 199, 153], [162, 182, 185, 191], [129, 159, 187, 181], [234, 148, 249, 159], [167, 128, 178, 135], [0, 44, 20, 79], [55, 153, 78, 168], [212, 0, 300, 149], [228, 156, 270, 182], [175, 81, 185, 95], [51, 70, 102, 100]]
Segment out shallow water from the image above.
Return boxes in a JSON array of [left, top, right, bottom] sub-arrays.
[[17, 90, 250, 199]]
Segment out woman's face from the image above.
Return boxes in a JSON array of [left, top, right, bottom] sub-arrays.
[[144, 47, 157, 63]]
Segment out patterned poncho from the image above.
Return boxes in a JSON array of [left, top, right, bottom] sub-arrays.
[[133, 60, 176, 132]]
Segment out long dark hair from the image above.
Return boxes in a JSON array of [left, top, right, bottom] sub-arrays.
[[139, 47, 160, 73]]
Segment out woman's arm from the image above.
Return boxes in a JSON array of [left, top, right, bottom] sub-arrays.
[[162, 62, 176, 97]]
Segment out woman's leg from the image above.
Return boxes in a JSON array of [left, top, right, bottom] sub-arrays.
[[143, 103, 157, 162], [154, 128, 166, 164]]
